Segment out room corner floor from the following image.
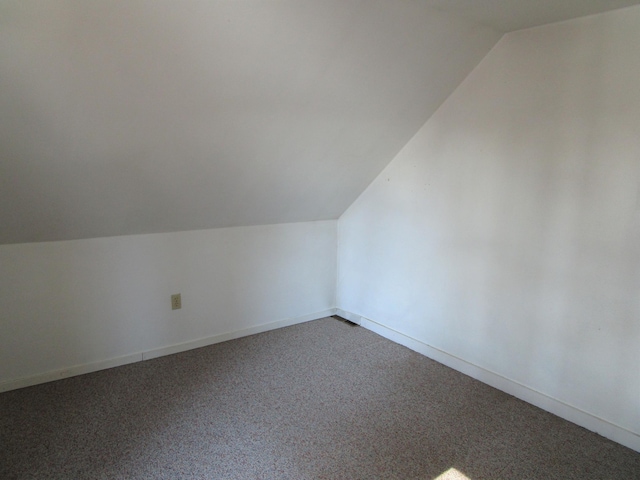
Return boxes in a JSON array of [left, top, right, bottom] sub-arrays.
[[1, 317, 638, 479]]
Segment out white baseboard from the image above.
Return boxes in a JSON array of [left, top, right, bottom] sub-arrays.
[[352, 312, 640, 453], [142, 308, 336, 360], [0, 309, 336, 394], [0, 353, 142, 393], [334, 308, 361, 325]]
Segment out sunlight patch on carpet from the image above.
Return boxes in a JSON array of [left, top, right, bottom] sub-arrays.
[[433, 467, 471, 480]]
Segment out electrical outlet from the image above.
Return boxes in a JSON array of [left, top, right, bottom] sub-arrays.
[[171, 293, 181, 310]]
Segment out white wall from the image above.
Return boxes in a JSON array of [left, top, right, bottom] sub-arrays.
[[338, 7, 640, 449], [0, 221, 336, 389]]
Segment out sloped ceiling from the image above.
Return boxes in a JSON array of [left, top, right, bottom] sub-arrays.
[[1, 1, 639, 244], [423, 0, 640, 32]]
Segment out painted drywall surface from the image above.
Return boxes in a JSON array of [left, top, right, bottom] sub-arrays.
[[338, 7, 640, 435], [0, 221, 336, 384], [0, 0, 501, 244], [422, 0, 640, 32]]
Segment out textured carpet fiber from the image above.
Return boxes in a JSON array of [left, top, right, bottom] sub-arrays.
[[1, 317, 639, 479]]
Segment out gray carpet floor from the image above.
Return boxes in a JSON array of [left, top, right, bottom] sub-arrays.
[[1, 317, 639, 479]]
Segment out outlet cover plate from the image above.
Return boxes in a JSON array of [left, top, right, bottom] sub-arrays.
[[171, 293, 182, 310]]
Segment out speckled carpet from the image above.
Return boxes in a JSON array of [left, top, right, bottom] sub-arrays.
[[1, 317, 639, 479]]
